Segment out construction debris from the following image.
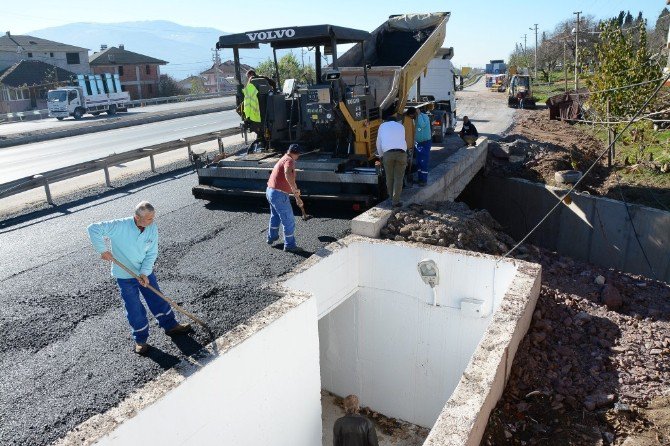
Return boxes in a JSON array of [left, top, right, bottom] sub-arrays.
[[380, 202, 516, 255]]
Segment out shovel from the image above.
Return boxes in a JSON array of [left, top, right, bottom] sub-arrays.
[[296, 197, 313, 221], [112, 257, 215, 341]]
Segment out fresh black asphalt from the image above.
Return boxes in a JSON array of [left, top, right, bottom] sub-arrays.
[[0, 168, 353, 446]]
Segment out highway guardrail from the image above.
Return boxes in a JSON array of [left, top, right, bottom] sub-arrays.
[[0, 127, 239, 205]]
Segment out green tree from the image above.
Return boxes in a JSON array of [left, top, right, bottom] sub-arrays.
[[254, 52, 316, 85], [158, 74, 188, 97], [587, 19, 661, 121]]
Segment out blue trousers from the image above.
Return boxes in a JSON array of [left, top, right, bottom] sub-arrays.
[[266, 187, 297, 249], [415, 140, 432, 183], [116, 273, 178, 343]]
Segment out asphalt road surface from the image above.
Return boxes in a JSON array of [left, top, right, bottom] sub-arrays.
[[0, 97, 235, 136], [0, 110, 241, 184], [0, 168, 354, 446], [0, 76, 515, 446]]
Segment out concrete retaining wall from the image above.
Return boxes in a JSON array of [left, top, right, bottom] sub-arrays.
[[461, 176, 670, 282], [352, 137, 488, 238]]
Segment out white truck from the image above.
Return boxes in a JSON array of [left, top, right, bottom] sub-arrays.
[[408, 47, 458, 142], [47, 73, 129, 120]]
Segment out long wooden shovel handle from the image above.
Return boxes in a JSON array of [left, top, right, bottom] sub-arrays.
[[112, 257, 214, 337]]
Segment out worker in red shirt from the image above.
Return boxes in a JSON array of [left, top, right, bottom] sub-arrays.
[[266, 144, 303, 252]]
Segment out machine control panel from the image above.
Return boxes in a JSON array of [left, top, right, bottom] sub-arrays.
[[306, 87, 330, 104], [306, 103, 334, 124]]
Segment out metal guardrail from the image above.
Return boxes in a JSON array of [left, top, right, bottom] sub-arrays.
[[0, 91, 234, 124], [0, 127, 239, 204]]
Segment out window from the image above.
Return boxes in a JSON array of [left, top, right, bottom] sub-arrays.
[[66, 52, 80, 64], [27, 52, 33, 58], [145, 65, 151, 75], [118, 66, 124, 76], [50, 52, 54, 57], [121, 85, 126, 92], [148, 84, 153, 94]]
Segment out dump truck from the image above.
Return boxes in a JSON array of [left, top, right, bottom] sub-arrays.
[[47, 73, 129, 120], [192, 12, 450, 205]]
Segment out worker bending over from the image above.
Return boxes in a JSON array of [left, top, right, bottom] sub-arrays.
[[376, 112, 408, 207], [87, 201, 191, 355], [266, 144, 303, 252], [459, 115, 479, 146], [333, 394, 379, 446]]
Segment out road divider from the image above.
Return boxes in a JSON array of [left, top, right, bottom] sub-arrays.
[[0, 100, 236, 148], [0, 128, 239, 205]]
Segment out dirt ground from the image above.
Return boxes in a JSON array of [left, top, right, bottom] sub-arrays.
[[487, 109, 670, 210], [380, 202, 670, 446]]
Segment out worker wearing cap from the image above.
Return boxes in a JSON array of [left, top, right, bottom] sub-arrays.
[[376, 112, 408, 207], [266, 145, 303, 252], [459, 116, 479, 146], [414, 106, 432, 186], [87, 201, 191, 355]]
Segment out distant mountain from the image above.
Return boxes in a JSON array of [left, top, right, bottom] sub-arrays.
[[28, 20, 275, 79]]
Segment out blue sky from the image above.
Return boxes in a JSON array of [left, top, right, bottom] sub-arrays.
[[4, 0, 668, 67]]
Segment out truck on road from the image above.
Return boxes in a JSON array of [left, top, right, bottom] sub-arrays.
[[47, 74, 129, 120]]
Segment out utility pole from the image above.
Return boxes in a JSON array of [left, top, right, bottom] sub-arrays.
[[574, 11, 581, 92], [530, 24, 538, 79], [563, 39, 568, 93], [211, 48, 221, 93]]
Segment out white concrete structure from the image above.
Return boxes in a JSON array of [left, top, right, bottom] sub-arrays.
[[58, 236, 540, 446]]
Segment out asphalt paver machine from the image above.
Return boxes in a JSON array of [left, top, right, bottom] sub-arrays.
[[192, 13, 450, 205]]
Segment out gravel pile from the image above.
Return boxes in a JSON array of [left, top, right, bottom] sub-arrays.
[[482, 249, 670, 445], [380, 202, 516, 255]]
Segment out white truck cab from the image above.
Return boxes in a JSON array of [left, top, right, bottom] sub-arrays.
[[48, 73, 130, 120], [408, 48, 458, 142]]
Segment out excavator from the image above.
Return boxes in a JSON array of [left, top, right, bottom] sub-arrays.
[[192, 12, 450, 205]]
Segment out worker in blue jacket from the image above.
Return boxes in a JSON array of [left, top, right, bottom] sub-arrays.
[[87, 201, 190, 355], [414, 106, 432, 186]]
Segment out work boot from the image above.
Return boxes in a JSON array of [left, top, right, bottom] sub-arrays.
[[134, 343, 150, 355], [267, 237, 278, 245], [165, 323, 192, 336]]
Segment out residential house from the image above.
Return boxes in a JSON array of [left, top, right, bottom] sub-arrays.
[[0, 60, 77, 113], [201, 60, 252, 93], [0, 31, 90, 74], [89, 45, 167, 100]]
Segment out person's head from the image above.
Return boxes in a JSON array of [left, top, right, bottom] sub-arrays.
[[463, 116, 470, 124], [287, 143, 301, 160], [382, 109, 398, 122], [405, 107, 417, 118], [343, 395, 360, 415], [246, 69, 256, 82], [134, 201, 155, 228]]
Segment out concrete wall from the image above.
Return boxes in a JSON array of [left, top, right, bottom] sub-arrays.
[[0, 50, 90, 74], [286, 237, 519, 428], [94, 297, 322, 446], [461, 176, 670, 282], [320, 287, 495, 428]]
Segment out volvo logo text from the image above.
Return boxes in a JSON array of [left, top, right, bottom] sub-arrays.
[[246, 28, 296, 41]]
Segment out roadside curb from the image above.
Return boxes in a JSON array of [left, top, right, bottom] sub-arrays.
[[0, 104, 236, 148]]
